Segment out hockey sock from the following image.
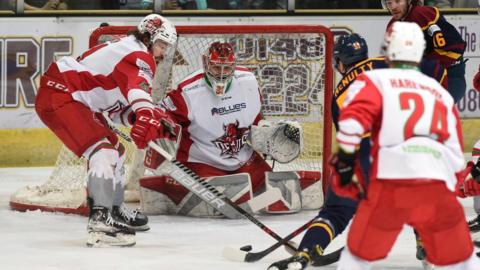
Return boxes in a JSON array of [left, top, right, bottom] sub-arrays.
[[299, 221, 335, 252]]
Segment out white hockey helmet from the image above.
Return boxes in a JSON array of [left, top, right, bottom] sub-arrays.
[[381, 0, 423, 9], [138, 14, 177, 46], [202, 42, 236, 97], [383, 21, 425, 64]]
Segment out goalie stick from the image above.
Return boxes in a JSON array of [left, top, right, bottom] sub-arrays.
[[108, 124, 298, 253]]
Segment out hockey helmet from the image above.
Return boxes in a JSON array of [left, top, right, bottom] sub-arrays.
[[138, 14, 177, 46], [383, 21, 425, 63], [333, 33, 368, 68], [381, 0, 423, 9], [203, 42, 236, 97]]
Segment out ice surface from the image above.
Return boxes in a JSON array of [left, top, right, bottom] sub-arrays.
[[0, 167, 476, 270]]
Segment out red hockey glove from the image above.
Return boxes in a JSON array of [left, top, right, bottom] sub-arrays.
[[131, 107, 176, 149], [455, 161, 478, 198], [330, 149, 365, 200], [473, 66, 480, 92]]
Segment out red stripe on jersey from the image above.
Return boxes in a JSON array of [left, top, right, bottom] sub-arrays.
[[176, 122, 194, 163], [337, 138, 359, 146], [77, 43, 108, 62], [61, 70, 118, 92], [338, 129, 362, 138], [252, 114, 263, 126], [177, 73, 205, 91]]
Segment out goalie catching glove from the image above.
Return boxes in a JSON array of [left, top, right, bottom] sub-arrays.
[[250, 120, 303, 163]]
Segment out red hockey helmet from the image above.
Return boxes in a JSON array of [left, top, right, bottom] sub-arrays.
[[202, 42, 236, 97]]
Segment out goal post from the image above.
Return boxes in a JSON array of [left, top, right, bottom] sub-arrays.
[[10, 24, 334, 215]]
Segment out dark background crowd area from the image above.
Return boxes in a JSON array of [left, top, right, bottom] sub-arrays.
[[0, 0, 478, 11]]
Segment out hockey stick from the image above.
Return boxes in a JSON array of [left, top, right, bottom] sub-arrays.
[[223, 213, 343, 265], [223, 215, 317, 262], [109, 125, 298, 252]]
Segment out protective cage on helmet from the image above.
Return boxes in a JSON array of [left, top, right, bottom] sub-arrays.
[[137, 14, 177, 46], [202, 42, 236, 97]]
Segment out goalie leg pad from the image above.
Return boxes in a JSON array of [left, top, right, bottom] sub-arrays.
[[139, 173, 253, 218], [298, 171, 324, 210], [265, 171, 302, 214]]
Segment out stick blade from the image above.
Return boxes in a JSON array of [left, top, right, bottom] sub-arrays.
[[222, 246, 248, 262]]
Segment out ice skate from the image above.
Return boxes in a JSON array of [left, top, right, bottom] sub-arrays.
[[467, 215, 480, 247], [86, 206, 136, 247], [416, 239, 435, 270], [112, 203, 149, 231]]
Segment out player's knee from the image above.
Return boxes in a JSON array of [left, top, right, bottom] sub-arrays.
[[422, 222, 473, 266], [86, 140, 121, 180]]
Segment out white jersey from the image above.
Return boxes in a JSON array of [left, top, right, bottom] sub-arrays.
[[337, 68, 464, 191], [162, 67, 262, 171], [48, 35, 156, 114]]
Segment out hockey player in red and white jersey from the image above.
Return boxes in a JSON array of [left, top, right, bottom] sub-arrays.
[[35, 14, 177, 247], [331, 22, 480, 270], [467, 65, 480, 242], [137, 41, 306, 217]]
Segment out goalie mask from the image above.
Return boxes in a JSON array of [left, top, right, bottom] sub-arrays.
[[138, 14, 177, 46], [203, 42, 236, 97]]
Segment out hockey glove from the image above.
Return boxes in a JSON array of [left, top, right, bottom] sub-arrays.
[[473, 65, 480, 92], [455, 161, 480, 198], [131, 108, 175, 149], [330, 149, 365, 200]]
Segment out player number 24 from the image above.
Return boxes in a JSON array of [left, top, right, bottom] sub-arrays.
[[399, 92, 450, 142]]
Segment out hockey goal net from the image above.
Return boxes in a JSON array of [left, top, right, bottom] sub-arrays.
[[10, 25, 333, 215]]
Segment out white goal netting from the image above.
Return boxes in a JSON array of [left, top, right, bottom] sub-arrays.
[[10, 25, 334, 215]]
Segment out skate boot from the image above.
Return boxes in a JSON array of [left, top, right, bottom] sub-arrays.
[[268, 245, 324, 270], [416, 237, 435, 270], [112, 203, 150, 231], [468, 215, 480, 247], [469, 215, 480, 232], [87, 206, 136, 247]]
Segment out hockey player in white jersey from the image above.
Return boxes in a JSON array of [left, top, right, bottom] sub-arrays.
[[137, 41, 305, 217], [330, 22, 480, 270], [35, 14, 177, 247]]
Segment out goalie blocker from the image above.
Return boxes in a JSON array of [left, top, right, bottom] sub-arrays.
[[140, 145, 323, 218]]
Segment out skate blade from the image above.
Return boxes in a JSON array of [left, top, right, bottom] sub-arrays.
[[128, 224, 150, 232], [86, 231, 136, 248]]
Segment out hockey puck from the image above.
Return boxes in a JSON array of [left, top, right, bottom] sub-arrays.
[[240, 245, 252, 252]]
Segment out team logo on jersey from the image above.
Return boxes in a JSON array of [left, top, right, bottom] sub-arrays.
[[212, 120, 249, 158], [162, 96, 177, 111], [211, 102, 246, 116], [136, 59, 153, 84]]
